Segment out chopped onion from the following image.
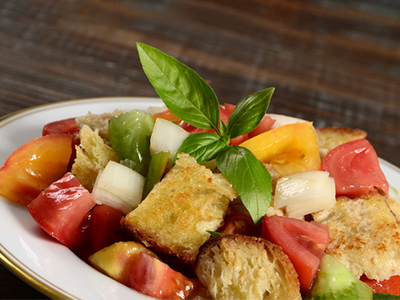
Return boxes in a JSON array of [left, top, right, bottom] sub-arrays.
[[92, 161, 145, 214], [147, 105, 167, 115], [150, 118, 190, 167], [273, 171, 336, 219]]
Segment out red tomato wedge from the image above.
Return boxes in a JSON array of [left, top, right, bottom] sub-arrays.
[[219, 104, 249, 145], [360, 275, 400, 295], [179, 121, 214, 134], [248, 115, 275, 138], [129, 251, 198, 299], [321, 138, 389, 198], [153, 105, 266, 145], [0, 134, 73, 205], [42, 118, 81, 169], [87, 204, 126, 254], [75, 204, 127, 260], [28, 172, 96, 251], [42, 117, 80, 136], [262, 215, 330, 294]]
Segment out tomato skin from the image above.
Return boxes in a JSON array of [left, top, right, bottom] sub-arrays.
[[240, 122, 321, 176], [87, 204, 126, 254], [321, 138, 389, 198], [222, 103, 236, 115], [156, 105, 252, 144], [129, 251, 198, 299], [179, 121, 214, 134], [0, 134, 73, 205], [152, 109, 181, 123], [42, 118, 80, 136], [248, 115, 275, 138], [360, 275, 400, 295], [213, 104, 250, 144], [27, 172, 96, 251], [42, 118, 82, 170], [262, 215, 330, 294], [75, 204, 127, 260]]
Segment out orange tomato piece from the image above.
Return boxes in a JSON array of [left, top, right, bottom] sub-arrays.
[[0, 134, 73, 205], [152, 109, 181, 123]]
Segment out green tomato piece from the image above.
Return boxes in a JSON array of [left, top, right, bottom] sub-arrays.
[[109, 110, 154, 173], [120, 158, 147, 176], [142, 151, 169, 199], [305, 254, 373, 300]]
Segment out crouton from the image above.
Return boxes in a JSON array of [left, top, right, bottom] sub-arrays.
[[122, 153, 238, 264], [316, 126, 367, 154], [312, 190, 400, 280], [75, 109, 124, 142], [71, 125, 120, 191], [386, 196, 400, 221], [195, 234, 301, 300]]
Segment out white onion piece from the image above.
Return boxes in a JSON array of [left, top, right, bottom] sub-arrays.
[[150, 118, 190, 167], [267, 113, 309, 129], [92, 161, 145, 214], [147, 105, 166, 115], [273, 171, 336, 219]]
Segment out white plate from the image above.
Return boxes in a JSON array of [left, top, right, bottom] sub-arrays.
[[0, 97, 164, 300], [0, 97, 399, 299]]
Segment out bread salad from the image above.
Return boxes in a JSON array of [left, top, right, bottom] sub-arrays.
[[1, 43, 399, 300]]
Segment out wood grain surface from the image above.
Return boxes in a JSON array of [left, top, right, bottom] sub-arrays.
[[0, 0, 399, 299]]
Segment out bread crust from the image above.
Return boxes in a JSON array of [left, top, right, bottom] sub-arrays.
[[196, 234, 301, 300], [316, 126, 367, 151], [313, 190, 400, 280], [122, 154, 237, 264], [71, 125, 120, 191]]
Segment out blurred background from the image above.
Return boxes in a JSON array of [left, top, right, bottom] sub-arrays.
[[0, 0, 399, 298]]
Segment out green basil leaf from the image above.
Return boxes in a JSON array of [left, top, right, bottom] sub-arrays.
[[216, 145, 272, 224], [219, 120, 229, 137], [137, 42, 220, 131], [177, 133, 229, 164], [227, 88, 274, 139]]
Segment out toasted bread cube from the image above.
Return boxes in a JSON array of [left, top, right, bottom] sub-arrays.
[[313, 190, 400, 280], [75, 109, 124, 142], [316, 126, 367, 152], [386, 196, 400, 220], [122, 153, 238, 264], [71, 125, 120, 191], [196, 234, 301, 300]]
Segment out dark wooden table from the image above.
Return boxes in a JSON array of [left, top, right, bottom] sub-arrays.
[[0, 0, 399, 299]]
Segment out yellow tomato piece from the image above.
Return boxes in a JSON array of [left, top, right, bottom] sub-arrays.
[[240, 122, 321, 176]]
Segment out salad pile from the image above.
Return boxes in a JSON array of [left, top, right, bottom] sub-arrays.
[[0, 43, 398, 299]]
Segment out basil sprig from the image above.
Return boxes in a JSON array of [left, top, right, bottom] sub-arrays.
[[137, 42, 220, 133], [137, 42, 274, 224]]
